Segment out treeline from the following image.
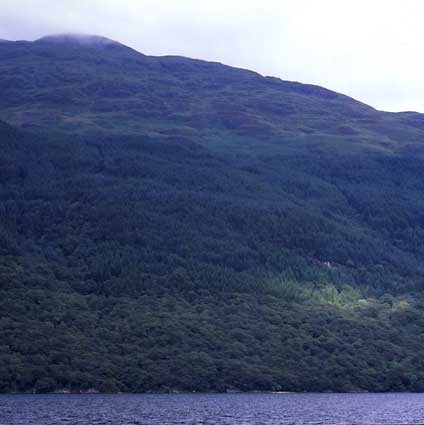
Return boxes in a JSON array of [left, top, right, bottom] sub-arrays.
[[2, 282, 424, 393], [2, 119, 424, 392], [1, 122, 424, 299]]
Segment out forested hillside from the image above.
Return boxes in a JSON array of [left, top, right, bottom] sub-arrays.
[[2, 34, 424, 393]]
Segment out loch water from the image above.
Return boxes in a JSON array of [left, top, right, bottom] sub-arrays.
[[1, 392, 424, 425]]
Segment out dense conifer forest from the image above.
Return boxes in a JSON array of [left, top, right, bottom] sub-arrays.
[[2, 34, 424, 392]]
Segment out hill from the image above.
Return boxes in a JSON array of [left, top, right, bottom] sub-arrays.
[[2, 34, 424, 393]]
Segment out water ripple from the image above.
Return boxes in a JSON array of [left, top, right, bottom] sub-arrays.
[[1, 393, 424, 425]]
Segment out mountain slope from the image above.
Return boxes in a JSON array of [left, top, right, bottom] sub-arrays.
[[2, 33, 424, 143], [2, 34, 424, 393]]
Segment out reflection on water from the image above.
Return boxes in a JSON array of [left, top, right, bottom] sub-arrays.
[[1, 392, 424, 425]]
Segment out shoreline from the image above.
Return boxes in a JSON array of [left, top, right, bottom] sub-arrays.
[[4, 390, 424, 396]]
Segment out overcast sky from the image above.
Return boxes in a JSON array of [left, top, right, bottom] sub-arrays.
[[1, 0, 423, 112]]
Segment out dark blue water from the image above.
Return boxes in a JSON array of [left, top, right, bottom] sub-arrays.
[[1, 393, 424, 425]]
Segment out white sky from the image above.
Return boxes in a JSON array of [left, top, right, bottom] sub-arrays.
[[1, 0, 423, 112]]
